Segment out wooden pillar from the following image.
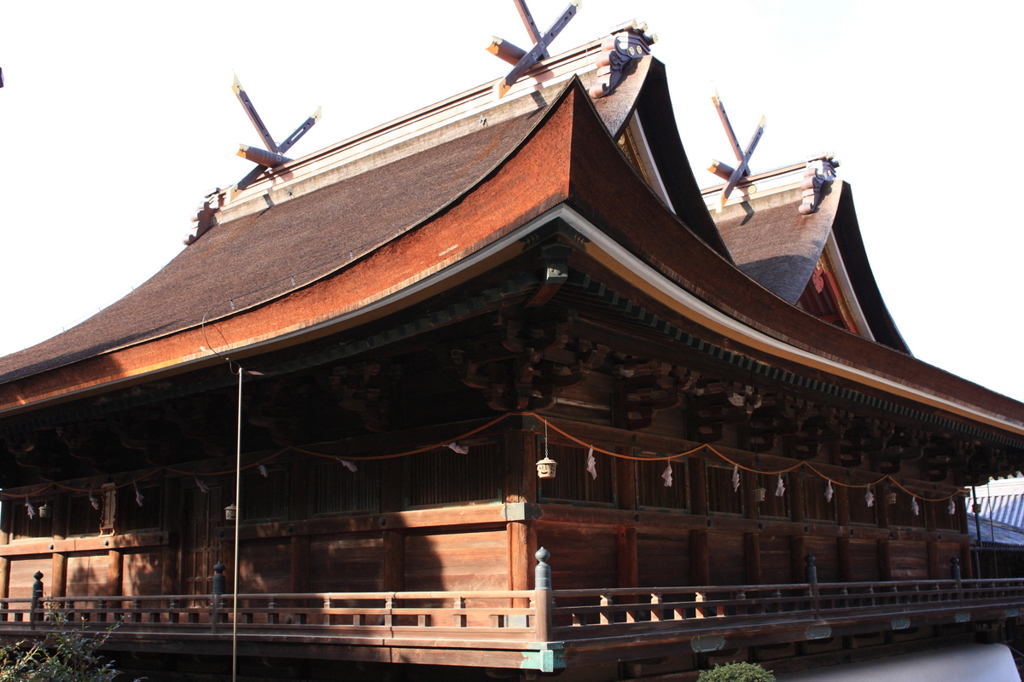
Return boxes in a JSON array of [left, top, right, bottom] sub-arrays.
[[690, 458, 708, 517], [162, 478, 180, 596], [0, 500, 11, 545], [790, 473, 805, 525], [691, 530, 709, 585], [876, 489, 890, 530], [617, 526, 638, 588], [790, 535, 807, 583], [288, 456, 309, 520], [51, 553, 68, 598], [925, 495, 938, 533], [616, 456, 636, 511], [291, 535, 310, 593], [961, 542, 974, 580], [507, 429, 537, 604], [926, 541, 939, 580], [383, 530, 405, 592], [0, 557, 9, 599], [877, 539, 892, 581], [108, 549, 124, 596], [381, 457, 404, 513], [743, 470, 758, 521], [744, 533, 761, 585], [836, 484, 850, 527], [51, 494, 68, 542], [504, 430, 536, 504], [837, 537, 853, 582]]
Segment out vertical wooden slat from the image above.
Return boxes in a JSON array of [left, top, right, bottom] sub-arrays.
[[108, 550, 123, 597], [162, 478, 179, 597], [691, 530, 709, 585], [0, 557, 8, 599], [617, 526, 638, 588], [383, 530, 405, 591]]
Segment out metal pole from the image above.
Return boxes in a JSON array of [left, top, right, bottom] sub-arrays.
[[972, 486, 984, 578], [232, 366, 243, 682]]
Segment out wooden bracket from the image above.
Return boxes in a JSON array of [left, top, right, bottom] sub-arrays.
[[589, 21, 657, 100], [798, 154, 839, 215]]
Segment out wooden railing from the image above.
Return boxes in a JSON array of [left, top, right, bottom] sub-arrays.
[[0, 578, 1021, 644], [0, 590, 540, 645], [0, 551, 1021, 660], [547, 578, 1024, 639]]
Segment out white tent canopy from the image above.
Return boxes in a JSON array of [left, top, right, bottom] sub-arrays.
[[778, 644, 1019, 682]]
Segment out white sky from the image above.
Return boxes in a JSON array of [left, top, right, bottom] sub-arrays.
[[1, 2, 1022, 403]]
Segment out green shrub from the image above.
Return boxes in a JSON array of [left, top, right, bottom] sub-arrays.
[[0, 612, 142, 681], [697, 661, 776, 682]]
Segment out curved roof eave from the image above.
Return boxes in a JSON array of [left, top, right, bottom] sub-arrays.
[[831, 181, 912, 354]]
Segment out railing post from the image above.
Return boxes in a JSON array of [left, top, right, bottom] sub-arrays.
[[650, 592, 663, 622], [952, 557, 963, 604], [534, 548, 552, 642], [805, 555, 819, 615], [453, 596, 467, 627], [30, 571, 43, 627], [211, 594, 220, 634], [212, 561, 226, 596]]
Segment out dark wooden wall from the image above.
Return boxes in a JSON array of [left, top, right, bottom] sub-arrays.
[[0, 421, 971, 602]]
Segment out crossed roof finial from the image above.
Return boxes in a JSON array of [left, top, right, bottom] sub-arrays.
[[232, 74, 321, 190], [707, 90, 765, 212], [488, 0, 582, 99]]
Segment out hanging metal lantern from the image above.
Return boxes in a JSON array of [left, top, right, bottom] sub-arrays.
[[224, 504, 238, 521], [754, 487, 767, 502], [536, 456, 558, 479], [38, 502, 52, 519], [885, 491, 897, 506]]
